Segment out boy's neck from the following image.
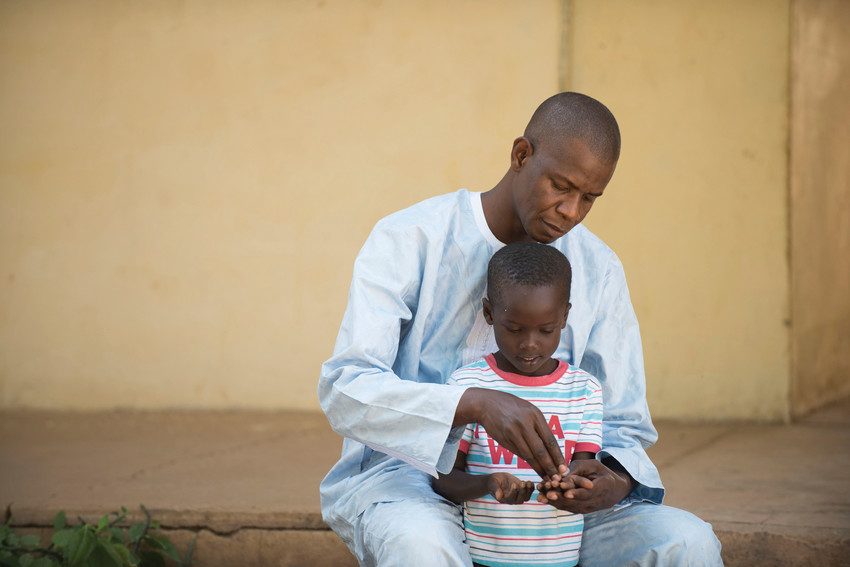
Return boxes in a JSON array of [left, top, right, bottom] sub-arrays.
[[493, 351, 560, 377]]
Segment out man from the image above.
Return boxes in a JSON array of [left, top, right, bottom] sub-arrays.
[[319, 92, 722, 566]]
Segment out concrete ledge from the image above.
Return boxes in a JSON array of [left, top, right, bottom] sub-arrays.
[[3, 399, 849, 566]]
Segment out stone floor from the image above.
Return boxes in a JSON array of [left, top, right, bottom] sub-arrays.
[[2, 397, 849, 566]]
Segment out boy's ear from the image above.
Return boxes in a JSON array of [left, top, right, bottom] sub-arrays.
[[482, 297, 494, 325], [561, 302, 571, 328]]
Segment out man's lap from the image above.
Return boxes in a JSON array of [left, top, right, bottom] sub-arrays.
[[343, 496, 722, 566]]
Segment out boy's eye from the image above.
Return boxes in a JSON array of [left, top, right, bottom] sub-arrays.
[[540, 329, 554, 334], [506, 328, 521, 334]]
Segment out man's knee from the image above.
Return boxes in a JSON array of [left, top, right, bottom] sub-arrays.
[[657, 510, 722, 565], [582, 504, 722, 567], [356, 499, 471, 567]]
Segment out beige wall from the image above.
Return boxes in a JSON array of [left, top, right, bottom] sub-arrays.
[[571, 0, 791, 420], [3, 1, 832, 421], [0, 0, 561, 409], [789, 0, 850, 417]]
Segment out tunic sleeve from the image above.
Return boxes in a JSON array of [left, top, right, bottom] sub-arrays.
[[580, 255, 665, 503], [318, 220, 468, 478]]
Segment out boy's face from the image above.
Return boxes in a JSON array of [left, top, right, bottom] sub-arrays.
[[483, 284, 569, 376]]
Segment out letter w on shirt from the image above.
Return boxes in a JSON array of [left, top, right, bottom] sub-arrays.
[[487, 438, 514, 465], [486, 438, 533, 469]]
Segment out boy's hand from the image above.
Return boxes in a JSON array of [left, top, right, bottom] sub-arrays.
[[535, 472, 594, 503], [487, 473, 536, 504], [536, 460, 633, 513]]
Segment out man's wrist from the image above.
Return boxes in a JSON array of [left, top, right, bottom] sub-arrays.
[[454, 387, 484, 426], [602, 456, 636, 496]]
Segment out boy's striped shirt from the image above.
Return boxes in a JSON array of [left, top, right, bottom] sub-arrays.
[[451, 355, 603, 567]]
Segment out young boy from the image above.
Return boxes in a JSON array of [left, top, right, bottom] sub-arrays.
[[433, 242, 603, 567]]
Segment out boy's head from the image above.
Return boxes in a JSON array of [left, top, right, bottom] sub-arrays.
[[484, 243, 572, 376]]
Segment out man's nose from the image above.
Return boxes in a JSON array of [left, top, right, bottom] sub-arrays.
[[557, 195, 581, 222]]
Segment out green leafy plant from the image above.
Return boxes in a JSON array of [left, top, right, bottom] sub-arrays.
[[0, 505, 194, 567]]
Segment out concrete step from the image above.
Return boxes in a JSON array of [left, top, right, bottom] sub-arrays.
[[2, 400, 849, 566]]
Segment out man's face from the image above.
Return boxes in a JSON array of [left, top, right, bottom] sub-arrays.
[[512, 137, 616, 244], [483, 284, 569, 377]]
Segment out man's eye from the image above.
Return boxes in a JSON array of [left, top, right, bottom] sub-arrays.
[[507, 328, 521, 334], [540, 329, 554, 334]]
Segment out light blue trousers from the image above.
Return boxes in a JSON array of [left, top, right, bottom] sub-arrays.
[[350, 497, 723, 566]]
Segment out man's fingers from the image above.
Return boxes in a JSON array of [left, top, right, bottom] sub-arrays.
[[522, 427, 560, 479], [534, 418, 567, 475], [565, 487, 593, 501], [568, 474, 594, 489]]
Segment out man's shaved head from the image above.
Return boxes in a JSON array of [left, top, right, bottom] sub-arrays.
[[524, 92, 620, 164]]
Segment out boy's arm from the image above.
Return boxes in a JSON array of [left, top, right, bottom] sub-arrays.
[[432, 452, 490, 505], [433, 452, 536, 505]]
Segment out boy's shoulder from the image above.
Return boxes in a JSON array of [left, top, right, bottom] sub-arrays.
[[558, 362, 602, 391], [448, 358, 494, 385]]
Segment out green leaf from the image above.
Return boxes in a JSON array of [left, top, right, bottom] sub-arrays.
[[67, 526, 96, 567], [103, 541, 127, 567], [97, 515, 109, 532], [144, 534, 180, 562], [138, 551, 165, 567], [89, 541, 122, 567], [52, 512, 67, 531], [30, 558, 58, 567], [19, 554, 34, 567], [113, 545, 135, 566], [51, 528, 74, 548], [128, 524, 145, 544], [109, 527, 125, 544], [18, 535, 39, 548]]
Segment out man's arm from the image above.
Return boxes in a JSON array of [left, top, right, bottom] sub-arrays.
[[319, 220, 566, 478], [318, 221, 468, 477], [564, 254, 665, 509]]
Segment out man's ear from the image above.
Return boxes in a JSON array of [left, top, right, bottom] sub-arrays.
[[510, 137, 534, 171], [482, 297, 495, 325]]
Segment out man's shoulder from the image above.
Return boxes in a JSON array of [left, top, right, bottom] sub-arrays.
[[374, 189, 468, 234], [563, 224, 616, 258], [555, 224, 622, 276]]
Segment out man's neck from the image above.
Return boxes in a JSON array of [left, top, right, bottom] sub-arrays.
[[481, 174, 528, 244]]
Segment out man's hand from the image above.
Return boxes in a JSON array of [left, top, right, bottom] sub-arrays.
[[535, 459, 634, 514], [455, 388, 567, 479], [487, 473, 535, 504]]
